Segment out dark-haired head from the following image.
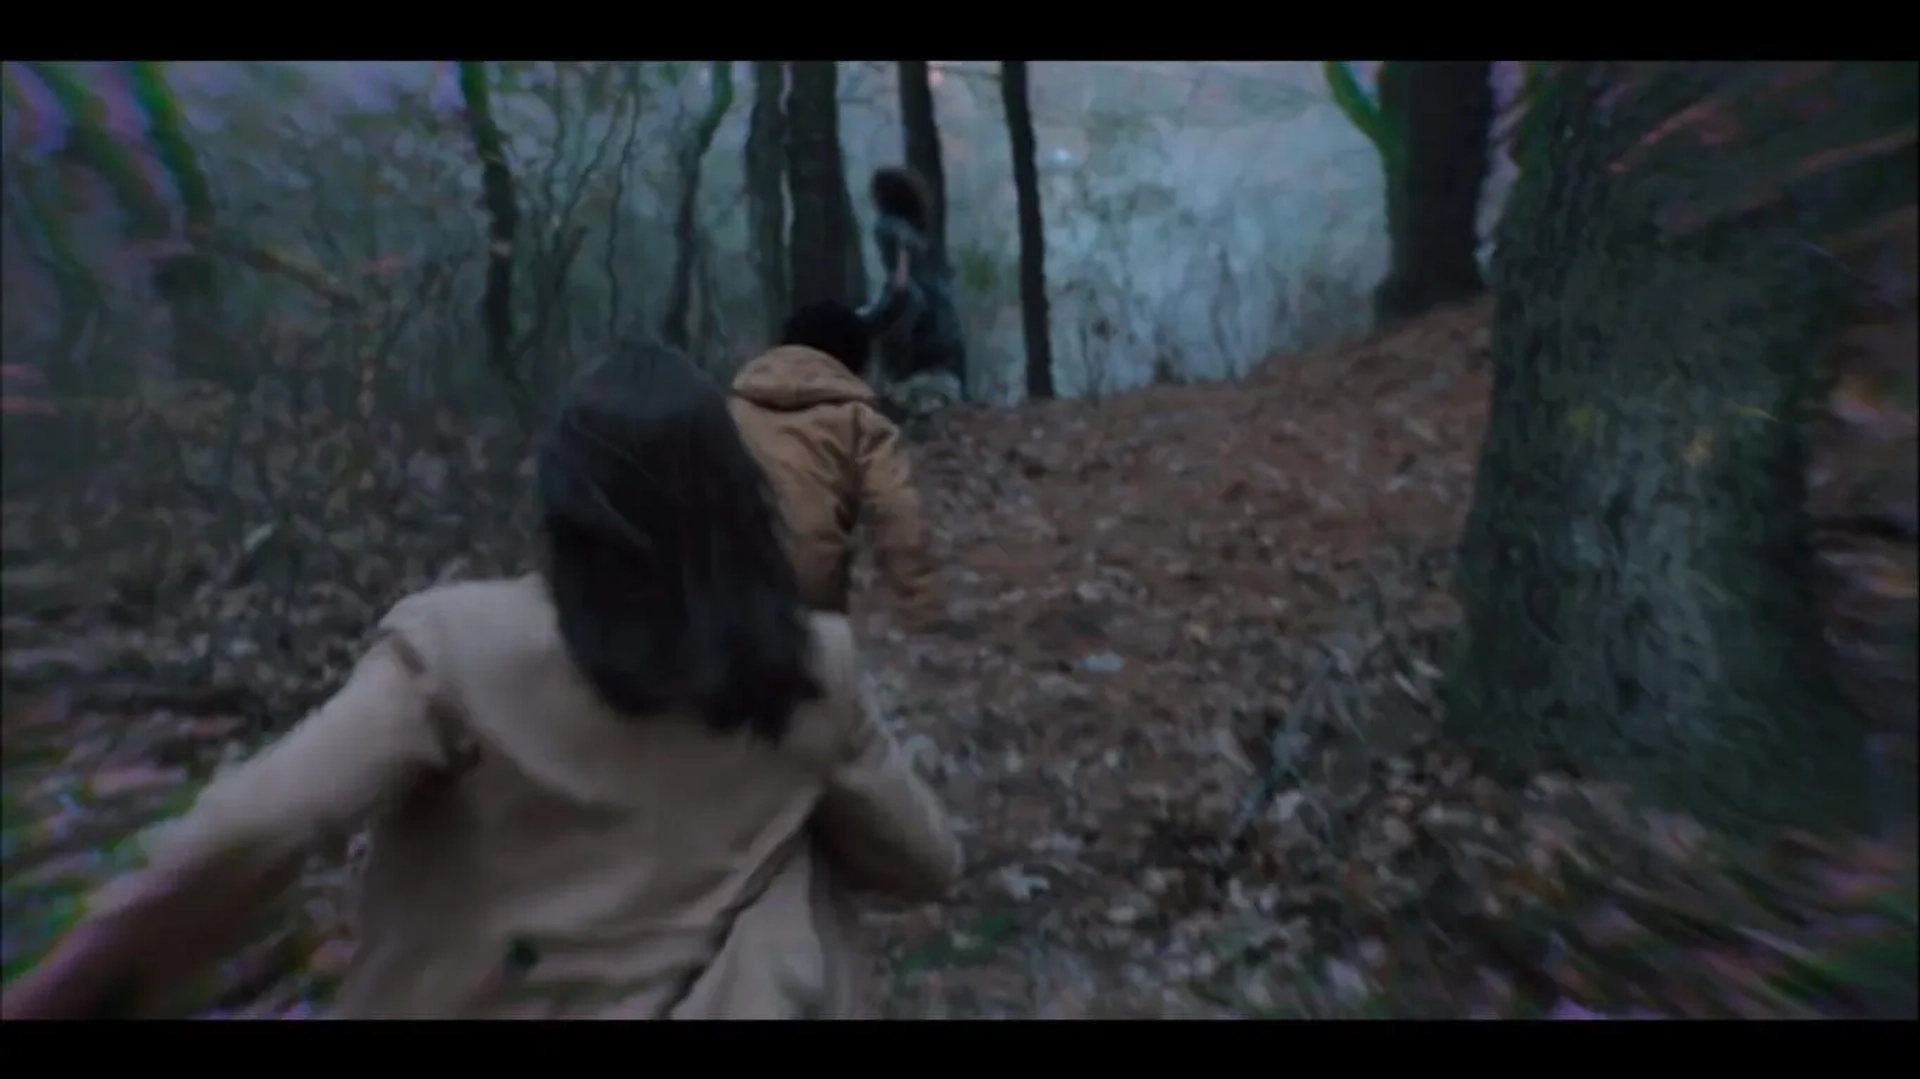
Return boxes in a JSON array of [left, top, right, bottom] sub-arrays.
[[537, 342, 821, 741], [779, 301, 871, 377], [870, 166, 931, 234]]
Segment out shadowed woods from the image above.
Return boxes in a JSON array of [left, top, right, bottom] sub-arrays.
[[1, 60, 1915, 1019]]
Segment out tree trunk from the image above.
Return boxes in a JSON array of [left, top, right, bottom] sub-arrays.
[[121, 62, 228, 381], [1001, 61, 1054, 401], [897, 61, 949, 258], [25, 63, 174, 243], [746, 62, 789, 341], [1445, 61, 1916, 834], [832, 161, 869, 309], [123, 63, 214, 246], [28, 62, 228, 384], [456, 61, 526, 414], [785, 62, 863, 310], [1374, 61, 1492, 325], [5, 174, 104, 391], [1372, 61, 1411, 324], [662, 61, 737, 350]]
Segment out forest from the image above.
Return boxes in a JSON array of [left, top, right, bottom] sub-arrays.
[[0, 59, 1914, 1019]]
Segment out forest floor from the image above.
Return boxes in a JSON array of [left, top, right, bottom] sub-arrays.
[[3, 300, 1916, 1019]]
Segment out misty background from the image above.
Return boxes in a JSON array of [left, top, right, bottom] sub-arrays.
[[1, 61, 1524, 404]]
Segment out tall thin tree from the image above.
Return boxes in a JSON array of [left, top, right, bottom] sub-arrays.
[[1326, 61, 1494, 325], [662, 62, 737, 350], [897, 61, 948, 257], [745, 62, 788, 339], [784, 62, 863, 309], [1378, 61, 1494, 322], [456, 60, 526, 415], [1000, 61, 1054, 401], [25, 62, 225, 382]]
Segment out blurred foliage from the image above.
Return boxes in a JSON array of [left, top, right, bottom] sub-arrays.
[[0, 61, 753, 408]]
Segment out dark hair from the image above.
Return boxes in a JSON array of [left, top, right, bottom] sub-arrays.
[[870, 166, 932, 234], [779, 301, 871, 376], [537, 341, 822, 741]]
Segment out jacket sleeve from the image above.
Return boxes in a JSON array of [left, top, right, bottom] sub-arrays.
[[0, 600, 464, 1019], [810, 629, 962, 903], [851, 403, 941, 628]]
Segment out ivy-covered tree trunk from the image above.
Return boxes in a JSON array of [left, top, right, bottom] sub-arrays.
[[785, 62, 862, 309], [897, 61, 948, 257], [4, 66, 108, 389], [1446, 61, 1917, 834], [1000, 61, 1054, 401], [23, 63, 175, 244], [456, 61, 526, 415], [27, 62, 229, 384], [1374, 61, 1492, 324], [120, 63, 227, 383], [745, 62, 788, 340]]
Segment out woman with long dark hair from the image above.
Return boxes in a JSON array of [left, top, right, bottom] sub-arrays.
[[856, 166, 968, 423], [2, 343, 961, 1020]]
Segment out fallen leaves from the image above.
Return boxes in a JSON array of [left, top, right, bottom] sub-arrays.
[[3, 285, 1914, 1019], [852, 296, 1915, 1019]]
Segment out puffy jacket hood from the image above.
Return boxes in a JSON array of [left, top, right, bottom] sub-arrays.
[[731, 346, 875, 411]]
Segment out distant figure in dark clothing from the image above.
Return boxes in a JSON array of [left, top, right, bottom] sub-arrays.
[[856, 166, 966, 422]]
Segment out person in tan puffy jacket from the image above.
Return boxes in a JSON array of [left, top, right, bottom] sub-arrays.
[[730, 301, 942, 629], [1, 342, 961, 1021]]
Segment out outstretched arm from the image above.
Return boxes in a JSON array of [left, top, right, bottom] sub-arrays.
[[856, 280, 912, 334], [856, 219, 925, 333], [857, 250, 917, 334], [0, 608, 463, 1019]]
